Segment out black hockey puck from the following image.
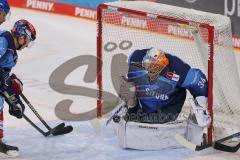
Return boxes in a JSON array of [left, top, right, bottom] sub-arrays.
[[113, 115, 121, 123]]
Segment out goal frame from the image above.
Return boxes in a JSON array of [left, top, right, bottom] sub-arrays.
[[96, 3, 214, 144]]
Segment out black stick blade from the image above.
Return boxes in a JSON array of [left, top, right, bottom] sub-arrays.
[[52, 123, 65, 131], [214, 141, 240, 153], [51, 125, 73, 136]]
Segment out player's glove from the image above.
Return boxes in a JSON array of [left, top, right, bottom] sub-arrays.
[[119, 76, 137, 108], [7, 94, 25, 119], [8, 74, 23, 95], [189, 96, 211, 127]]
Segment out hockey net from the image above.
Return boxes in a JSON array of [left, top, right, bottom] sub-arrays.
[[97, 1, 240, 143]]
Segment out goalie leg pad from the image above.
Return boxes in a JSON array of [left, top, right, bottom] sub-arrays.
[[185, 117, 205, 145], [114, 119, 187, 150], [113, 118, 127, 148]]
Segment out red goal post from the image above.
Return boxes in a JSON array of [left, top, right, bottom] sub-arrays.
[[97, 1, 240, 144]]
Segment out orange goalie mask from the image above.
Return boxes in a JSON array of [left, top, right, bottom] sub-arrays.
[[142, 48, 169, 80]]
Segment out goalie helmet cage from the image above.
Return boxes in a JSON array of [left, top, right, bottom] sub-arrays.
[[97, 1, 240, 144]]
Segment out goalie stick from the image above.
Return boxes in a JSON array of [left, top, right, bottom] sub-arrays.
[[175, 132, 240, 152], [213, 132, 240, 152], [106, 100, 126, 126]]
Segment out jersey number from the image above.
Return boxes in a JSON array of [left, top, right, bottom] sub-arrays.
[[198, 77, 207, 88]]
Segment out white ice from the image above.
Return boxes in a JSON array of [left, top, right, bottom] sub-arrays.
[[0, 7, 239, 160]]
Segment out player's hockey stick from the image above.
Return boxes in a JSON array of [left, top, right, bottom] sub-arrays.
[[22, 114, 70, 137], [22, 114, 50, 136], [2, 91, 50, 136], [20, 93, 54, 131], [19, 93, 73, 136], [175, 132, 240, 152], [2, 91, 73, 136]]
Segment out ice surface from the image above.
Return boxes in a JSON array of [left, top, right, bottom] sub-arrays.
[[3, 120, 240, 160], [0, 7, 239, 160]]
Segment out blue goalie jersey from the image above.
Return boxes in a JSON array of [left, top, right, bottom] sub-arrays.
[[127, 49, 208, 113]]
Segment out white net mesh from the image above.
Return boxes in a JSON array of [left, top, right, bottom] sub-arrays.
[[98, 1, 240, 139]]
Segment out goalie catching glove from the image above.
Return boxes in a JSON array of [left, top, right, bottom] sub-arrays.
[[119, 76, 137, 108], [190, 96, 211, 128]]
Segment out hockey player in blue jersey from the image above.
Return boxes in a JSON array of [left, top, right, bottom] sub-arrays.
[[0, 19, 36, 157], [0, 0, 10, 25], [113, 47, 211, 150]]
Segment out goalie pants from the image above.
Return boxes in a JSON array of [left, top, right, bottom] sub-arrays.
[[124, 91, 186, 124]]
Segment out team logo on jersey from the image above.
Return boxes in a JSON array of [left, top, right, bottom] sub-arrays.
[[166, 72, 180, 82]]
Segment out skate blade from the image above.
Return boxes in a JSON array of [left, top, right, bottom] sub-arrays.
[[0, 150, 20, 158]]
